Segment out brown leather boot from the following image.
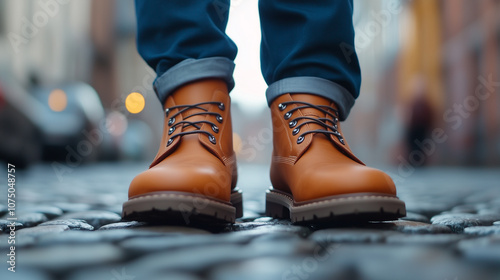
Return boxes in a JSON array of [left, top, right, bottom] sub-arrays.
[[122, 79, 242, 224], [266, 93, 406, 223]]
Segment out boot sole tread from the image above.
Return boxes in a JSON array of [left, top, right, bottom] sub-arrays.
[[122, 190, 243, 225], [265, 188, 406, 224]]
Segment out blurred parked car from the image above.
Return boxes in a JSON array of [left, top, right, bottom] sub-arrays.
[[0, 73, 108, 168]]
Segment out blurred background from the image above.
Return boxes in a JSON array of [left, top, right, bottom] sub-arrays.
[[0, 0, 499, 170]]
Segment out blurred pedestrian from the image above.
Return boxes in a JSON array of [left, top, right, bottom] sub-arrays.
[[405, 76, 435, 166]]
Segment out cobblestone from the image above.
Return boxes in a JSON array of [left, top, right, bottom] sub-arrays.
[[404, 202, 455, 218], [0, 268, 51, 280], [6, 212, 48, 227], [463, 225, 500, 236], [16, 225, 71, 237], [209, 257, 302, 280], [18, 205, 64, 219], [36, 230, 104, 245], [399, 211, 430, 223], [0, 219, 24, 232], [310, 228, 392, 243], [67, 267, 202, 280], [0, 234, 36, 248], [385, 234, 466, 245], [38, 219, 94, 230], [0, 163, 498, 280], [431, 213, 500, 233], [458, 236, 500, 263], [58, 210, 122, 228], [386, 220, 453, 234], [98, 221, 146, 230], [52, 202, 92, 213], [21, 244, 124, 273]]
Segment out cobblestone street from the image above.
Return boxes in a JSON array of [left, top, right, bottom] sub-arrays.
[[1, 162, 500, 280]]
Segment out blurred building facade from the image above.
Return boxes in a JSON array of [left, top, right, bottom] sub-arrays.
[[346, 0, 500, 167]]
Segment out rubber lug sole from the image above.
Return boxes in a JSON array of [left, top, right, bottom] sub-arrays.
[[122, 189, 243, 225], [265, 188, 406, 224]]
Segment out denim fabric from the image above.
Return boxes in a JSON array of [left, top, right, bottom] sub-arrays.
[[152, 57, 235, 104], [135, 0, 237, 101], [265, 77, 355, 119]]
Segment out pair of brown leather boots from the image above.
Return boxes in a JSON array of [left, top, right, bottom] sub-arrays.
[[122, 79, 406, 225]]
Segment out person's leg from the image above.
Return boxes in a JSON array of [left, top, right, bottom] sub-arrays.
[[124, 0, 242, 224], [259, 0, 360, 120], [135, 0, 238, 103], [260, 0, 406, 223]]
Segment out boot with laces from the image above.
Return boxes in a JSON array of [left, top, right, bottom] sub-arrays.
[[122, 79, 242, 224], [266, 93, 406, 223]]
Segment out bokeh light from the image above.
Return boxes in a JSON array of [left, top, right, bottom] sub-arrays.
[[106, 111, 128, 137], [48, 89, 67, 112], [125, 92, 145, 114], [233, 132, 242, 155]]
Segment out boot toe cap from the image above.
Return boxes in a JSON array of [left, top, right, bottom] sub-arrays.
[[128, 162, 232, 201], [294, 165, 397, 202]]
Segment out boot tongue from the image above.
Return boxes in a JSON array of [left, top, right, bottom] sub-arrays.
[[290, 93, 337, 130], [166, 83, 220, 133]]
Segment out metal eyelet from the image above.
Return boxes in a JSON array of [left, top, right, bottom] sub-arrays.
[[167, 138, 173, 146], [165, 108, 170, 116], [339, 137, 345, 144], [218, 103, 225, 111], [168, 127, 175, 135], [334, 117, 339, 123], [216, 115, 223, 123], [289, 120, 297, 128], [297, 136, 305, 144], [284, 112, 292, 120], [333, 124, 338, 130], [168, 117, 175, 126], [292, 127, 300, 136], [333, 131, 341, 136], [212, 125, 219, 133], [278, 103, 287, 111], [208, 135, 216, 144]]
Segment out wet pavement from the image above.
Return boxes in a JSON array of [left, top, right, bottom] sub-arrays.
[[1, 162, 500, 280]]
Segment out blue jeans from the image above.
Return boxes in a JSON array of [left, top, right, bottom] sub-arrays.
[[135, 0, 361, 120]]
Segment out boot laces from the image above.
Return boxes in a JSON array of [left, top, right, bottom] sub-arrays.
[[278, 101, 344, 145], [164, 101, 225, 146]]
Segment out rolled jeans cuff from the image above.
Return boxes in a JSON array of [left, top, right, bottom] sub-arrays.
[[153, 57, 235, 104], [265, 76, 356, 121]]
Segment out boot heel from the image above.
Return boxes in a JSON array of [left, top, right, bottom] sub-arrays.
[[230, 189, 243, 219], [265, 200, 290, 219]]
